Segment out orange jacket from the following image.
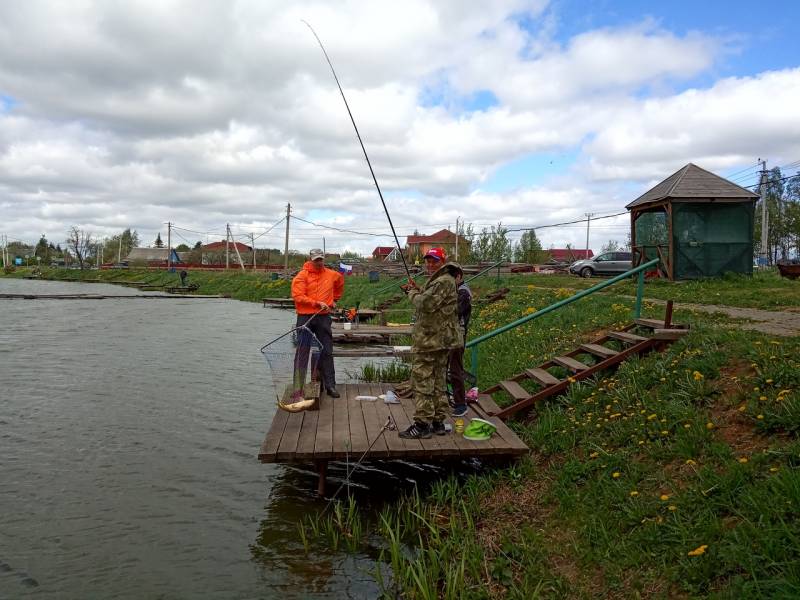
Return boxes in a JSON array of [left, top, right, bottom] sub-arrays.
[[291, 261, 344, 315]]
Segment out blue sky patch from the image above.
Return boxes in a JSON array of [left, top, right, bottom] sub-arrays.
[[480, 149, 580, 193], [0, 94, 17, 112]]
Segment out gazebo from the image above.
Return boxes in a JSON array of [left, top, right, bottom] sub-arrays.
[[627, 163, 759, 280]]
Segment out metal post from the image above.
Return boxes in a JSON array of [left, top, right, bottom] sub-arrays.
[[759, 159, 768, 266], [167, 221, 172, 271], [634, 270, 645, 318], [251, 233, 256, 269], [585, 213, 594, 258], [225, 224, 230, 269], [283, 203, 291, 277]]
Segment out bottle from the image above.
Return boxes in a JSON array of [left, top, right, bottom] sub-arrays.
[[454, 418, 464, 434]]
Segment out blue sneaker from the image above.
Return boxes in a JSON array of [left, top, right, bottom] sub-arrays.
[[451, 404, 468, 418]]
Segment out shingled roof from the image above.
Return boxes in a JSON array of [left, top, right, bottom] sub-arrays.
[[626, 163, 759, 209]]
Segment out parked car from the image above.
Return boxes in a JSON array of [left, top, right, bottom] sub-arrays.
[[569, 252, 633, 278]]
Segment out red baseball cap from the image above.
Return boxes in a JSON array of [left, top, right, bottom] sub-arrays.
[[423, 247, 446, 262]]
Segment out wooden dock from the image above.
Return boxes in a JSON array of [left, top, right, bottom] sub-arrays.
[[262, 297, 295, 308], [0, 293, 224, 300], [259, 383, 528, 494], [332, 323, 413, 344], [332, 346, 411, 357]]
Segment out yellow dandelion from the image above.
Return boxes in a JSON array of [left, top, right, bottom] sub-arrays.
[[660, 494, 670, 501], [738, 457, 748, 464], [770, 467, 779, 473], [589, 451, 599, 458], [686, 459, 697, 466], [766, 379, 773, 384], [647, 413, 657, 421], [630, 490, 639, 497], [706, 422, 715, 430], [668, 505, 677, 511], [684, 423, 691, 428], [757, 414, 764, 420], [687, 545, 708, 557], [612, 472, 621, 478], [759, 395, 767, 401], [738, 405, 747, 412], [693, 371, 704, 381]]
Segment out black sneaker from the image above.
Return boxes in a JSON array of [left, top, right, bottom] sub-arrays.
[[432, 421, 447, 436], [326, 387, 341, 398], [399, 421, 432, 439], [451, 405, 468, 418]]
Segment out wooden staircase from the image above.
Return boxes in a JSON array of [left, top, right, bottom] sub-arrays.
[[483, 303, 688, 419]]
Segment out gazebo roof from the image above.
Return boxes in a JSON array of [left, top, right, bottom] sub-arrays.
[[626, 163, 759, 209]]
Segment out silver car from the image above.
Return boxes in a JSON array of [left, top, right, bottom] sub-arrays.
[[570, 252, 633, 278]]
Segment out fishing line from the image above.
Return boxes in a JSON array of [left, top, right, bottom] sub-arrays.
[[302, 20, 412, 280]]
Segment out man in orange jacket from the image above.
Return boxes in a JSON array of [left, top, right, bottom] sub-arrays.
[[291, 248, 345, 398]]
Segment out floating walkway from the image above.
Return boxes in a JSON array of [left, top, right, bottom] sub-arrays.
[[258, 383, 528, 494], [332, 323, 413, 344]]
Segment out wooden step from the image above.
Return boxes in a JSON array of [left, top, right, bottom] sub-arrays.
[[525, 368, 560, 386], [607, 330, 648, 344], [552, 356, 589, 372], [499, 380, 532, 401], [579, 343, 618, 359], [653, 328, 689, 340], [634, 318, 666, 329]]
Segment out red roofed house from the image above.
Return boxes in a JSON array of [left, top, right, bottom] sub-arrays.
[[406, 229, 466, 260], [372, 246, 400, 261], [547, 248, 593, 263], [201, 240, 253, 265]]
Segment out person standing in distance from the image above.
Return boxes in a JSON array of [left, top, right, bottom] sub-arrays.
[[291, 248, 344, 399], [399, 247, 463, 439]]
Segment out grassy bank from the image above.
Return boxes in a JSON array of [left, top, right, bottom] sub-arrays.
[[298, 279, 799, 598], [7, 266, 800, 596]]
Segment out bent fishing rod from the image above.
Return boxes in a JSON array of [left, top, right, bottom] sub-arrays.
[[302, 20, 412, 280]]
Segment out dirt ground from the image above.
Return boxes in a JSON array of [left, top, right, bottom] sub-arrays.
[[646, 299, 800, 337]]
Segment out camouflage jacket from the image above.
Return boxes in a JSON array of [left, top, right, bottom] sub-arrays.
[[407, 262, 463, 352]]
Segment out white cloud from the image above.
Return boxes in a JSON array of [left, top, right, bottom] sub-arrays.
[[0, 1, 797, 256]]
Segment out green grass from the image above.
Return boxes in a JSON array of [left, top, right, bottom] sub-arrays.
[[8, 265, 800, 597]]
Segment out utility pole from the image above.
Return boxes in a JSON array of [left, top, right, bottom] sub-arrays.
[[283, 203, 291, 277], [759, 159, 769, 266], [166, 221, 172, 271], [584, 213, 594, 259], [225, 224, 230, 269], [323, 237, 326, 258], [118, 236, 122, 264], [251, 232, 256, 269], [454, 217, 459, 261]]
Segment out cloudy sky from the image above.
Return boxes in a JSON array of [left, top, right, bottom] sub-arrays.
[[1, 0, 799, 256]]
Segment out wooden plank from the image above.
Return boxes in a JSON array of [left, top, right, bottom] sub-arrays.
[[607, 330, 648, 343], [524, 368, 560, 386], [389, 389, 426, 457], [499, 380, 532, 401], [634, 318, 666, 329], [313, 390, 335, 459], [294, 408, 320, 460], [552, 355, 589, 372], [652, 328, 689, 340], [368, 383, 406, 458], [332, 386, 351, 457], [258, 405, 290, 462], [579, 343, 618, 359], [345, 384, 371, 455], [275, 411, 306, 461], [356, 383, 389, 459]]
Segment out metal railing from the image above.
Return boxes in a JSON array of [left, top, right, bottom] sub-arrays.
[[465, 257, 660, 381]]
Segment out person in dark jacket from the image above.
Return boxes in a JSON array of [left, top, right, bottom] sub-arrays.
[[448, 270, 472, 417]]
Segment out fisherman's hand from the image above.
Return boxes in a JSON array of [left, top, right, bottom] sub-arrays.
[[317, 301, 329, 311], [406, 278, 419, 290]]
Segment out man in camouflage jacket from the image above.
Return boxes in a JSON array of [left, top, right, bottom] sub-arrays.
[[399, 247, 464, 439]]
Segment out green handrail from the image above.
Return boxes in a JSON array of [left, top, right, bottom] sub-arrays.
[[466, 257, 660, 381]]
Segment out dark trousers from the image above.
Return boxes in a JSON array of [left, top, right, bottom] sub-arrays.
[[448, 346, 466, 408], [294, 314, 335, 390]]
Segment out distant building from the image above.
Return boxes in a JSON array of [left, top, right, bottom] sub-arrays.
[[125, 247, 182, 266], [200, 240, 252, 265], [406, 229, 459, 258], [372, 246, 400, 261], [547, 248, 592, 263]]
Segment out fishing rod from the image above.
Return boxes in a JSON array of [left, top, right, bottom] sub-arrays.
[[302, 20, 412, 280]]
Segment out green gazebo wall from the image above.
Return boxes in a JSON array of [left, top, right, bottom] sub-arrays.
[[672, 202, 755, 279]]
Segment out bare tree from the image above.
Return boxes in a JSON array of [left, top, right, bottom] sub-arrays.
[[66, 226, 92, 269]]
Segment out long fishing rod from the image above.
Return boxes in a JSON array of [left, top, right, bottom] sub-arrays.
[[302, 20, 412, 280]]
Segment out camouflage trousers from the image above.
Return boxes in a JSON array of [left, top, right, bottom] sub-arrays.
[[411, 349, 450, 423]]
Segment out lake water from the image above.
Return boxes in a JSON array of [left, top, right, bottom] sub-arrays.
[[0, 278, 421, 599]]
